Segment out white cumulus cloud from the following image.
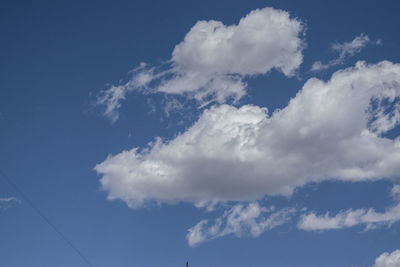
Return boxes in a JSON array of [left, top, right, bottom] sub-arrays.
[[95, 61, 400, 209], [374, 250, 400, 267], [186, 202, 294, 246], [97, 7, 305, 122]]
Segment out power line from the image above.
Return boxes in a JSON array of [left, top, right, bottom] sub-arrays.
[[0, 169, 94, 267]]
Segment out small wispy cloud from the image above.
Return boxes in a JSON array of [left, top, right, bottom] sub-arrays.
[[298, 204, 400, 231], [0, 197, 20, 211], [0, 197, 18, 203], [311, 33, 381, 72], [297, 184, 400, 231], [186, 202, 295, 246]]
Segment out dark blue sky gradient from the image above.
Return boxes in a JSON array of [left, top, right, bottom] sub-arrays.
[[1, 0, 399, 266]]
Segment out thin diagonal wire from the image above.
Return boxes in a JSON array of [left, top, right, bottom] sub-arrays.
[[0, 169, 94, 267]]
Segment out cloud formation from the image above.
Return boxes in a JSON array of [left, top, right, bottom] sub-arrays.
[[298, 184, 400, 231], [186, 202, 295, 246], [95, 61, 400, 209], [0, 197, 20, 211], [0, 197, 18, 203], [391, 185, 400, 202], [374, 250, 400, 267], [97, 7, 305, 122], [298, 203, 400, 231], [311, 33, 380, 72]]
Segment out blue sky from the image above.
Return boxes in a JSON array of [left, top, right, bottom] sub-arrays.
[[1, 0, 400, 266]]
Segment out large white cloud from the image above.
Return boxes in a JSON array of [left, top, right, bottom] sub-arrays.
[[186, 203, 295, 247], [97, 7, 305, 122], [374, 250, 400, 267], [95, 61, 400, 208]]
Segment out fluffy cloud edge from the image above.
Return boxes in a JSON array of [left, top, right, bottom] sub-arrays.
[[374, 249, 400, 267]]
